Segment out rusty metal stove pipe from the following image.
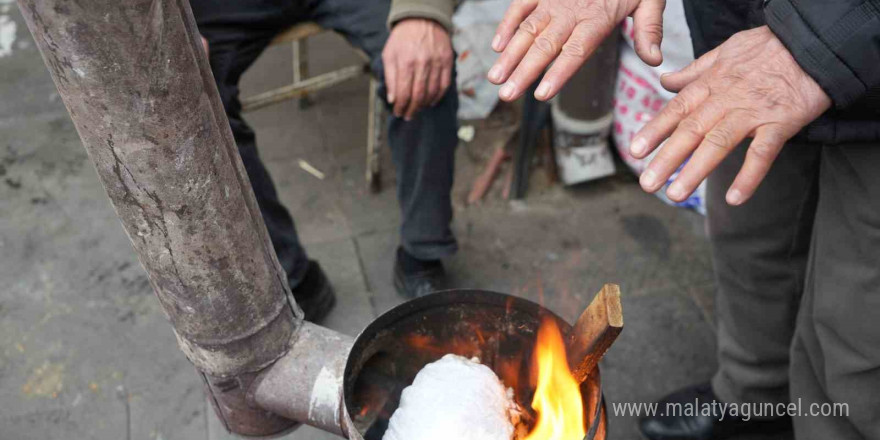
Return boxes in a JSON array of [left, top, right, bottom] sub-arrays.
[[18, 0, 352, 436], [250, 322, 358, 437]]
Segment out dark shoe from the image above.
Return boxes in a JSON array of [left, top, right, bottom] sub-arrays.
[[393, 247, 446, 298], [639, 382, 793, 440], [291, 260, 336, 323]]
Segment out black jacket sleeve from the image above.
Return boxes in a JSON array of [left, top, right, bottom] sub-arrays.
[[765, 0, 880, 109]]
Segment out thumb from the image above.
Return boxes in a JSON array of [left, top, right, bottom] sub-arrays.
[[632, 0, 666, 67]]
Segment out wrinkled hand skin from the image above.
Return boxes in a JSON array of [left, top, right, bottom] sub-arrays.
[[382, 18, 454, 121], [630, 26, 831, 206], [489, 0, 666, 101]]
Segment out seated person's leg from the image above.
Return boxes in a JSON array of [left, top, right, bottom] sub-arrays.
[[308, 0, 458, 298], [192, 0, 335, 320]]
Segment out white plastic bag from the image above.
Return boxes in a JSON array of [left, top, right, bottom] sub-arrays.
[[451, 0, 509, 120]]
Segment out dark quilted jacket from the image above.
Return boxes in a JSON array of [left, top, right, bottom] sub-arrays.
[[683, 0, 880, 143]]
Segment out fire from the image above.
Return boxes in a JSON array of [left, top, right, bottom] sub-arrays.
[[523, 318, 585, 440]]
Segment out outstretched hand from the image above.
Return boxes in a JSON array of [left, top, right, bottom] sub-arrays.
[[488, 0, 666, 101], [630, 26, 831, 205]]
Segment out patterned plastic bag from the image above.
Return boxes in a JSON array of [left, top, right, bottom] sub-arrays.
[[611, 0, 706, 214]]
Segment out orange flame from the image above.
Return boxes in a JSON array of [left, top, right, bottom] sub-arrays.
[[524, 318, 585, 440]]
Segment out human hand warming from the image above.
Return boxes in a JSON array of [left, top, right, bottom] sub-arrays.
[[488, 0, 666, 102], [630, 26, 831, 206], [382, 18, 454, 121]]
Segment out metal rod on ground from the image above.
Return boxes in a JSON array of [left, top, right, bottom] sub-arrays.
[[17, 0, 351, 437], [510, 77, 552, 199], [366, 78, 383, 192]]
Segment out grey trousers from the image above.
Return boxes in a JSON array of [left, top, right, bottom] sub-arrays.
[[708, 140, 880, 439]]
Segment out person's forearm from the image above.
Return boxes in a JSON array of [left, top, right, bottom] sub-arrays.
[[765, 0, 880, 108], [387, 0, 457, 33]]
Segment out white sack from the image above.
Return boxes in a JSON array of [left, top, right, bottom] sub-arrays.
[[383, 354, 517, 440]]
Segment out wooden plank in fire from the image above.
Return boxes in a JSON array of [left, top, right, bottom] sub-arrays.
[[567, 283, 623, 384]]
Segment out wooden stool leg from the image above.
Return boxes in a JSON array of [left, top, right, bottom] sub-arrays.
[[366, 78, 382, 192], [293, 38, 313, 109]]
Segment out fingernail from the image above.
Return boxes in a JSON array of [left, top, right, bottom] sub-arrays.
[[387, 93, 394, 104], [667, 181, 685, 200], [488, 65, 503, 83], [630, 137, 648, 156], [492, 34, 502, 51], [726, 188, 743, 205], [640, 168, 658, 190], [535, 82, 552, 100], [499, 82, 516, 100], [650, 44, 660, 58]]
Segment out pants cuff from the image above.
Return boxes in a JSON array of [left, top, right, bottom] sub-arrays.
[[711, 372, 739, 405], [712, 370, 790, 408], [401, 241, 458, 261]]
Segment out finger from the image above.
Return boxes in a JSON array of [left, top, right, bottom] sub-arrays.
[[425, 63, 442, 107], [665, 112, 754, 202], [533, 20, 611, 100], [660, 46, 719, 92], [630, 80, 710, 159], [384, 55, 398, 104], [393, 59, 413, 118], [726, 126, 788, 205], [434, 65, 452, 106], [639, 97, 725, 193], [405, 62, 430, 120], [632, 0, 666, 66], [488, 8, 550, 87], [493, 0, 539, 52], [504, 18, 575, 101], [201, 36, 209, 56]]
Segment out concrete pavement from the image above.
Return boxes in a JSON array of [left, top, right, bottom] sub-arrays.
[[0, 5, 717, 439]]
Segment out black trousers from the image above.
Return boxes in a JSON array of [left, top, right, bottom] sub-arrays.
[[708, 140, 880, 439], [191, 0, 459, 289]]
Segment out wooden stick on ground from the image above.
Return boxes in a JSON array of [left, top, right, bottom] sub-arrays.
[[566, 284, 623, 384], [468, 145, 510, 204], [467, 126, 518, 204]]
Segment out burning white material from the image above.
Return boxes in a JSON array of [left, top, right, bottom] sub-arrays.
[[383, 354, 520, 440]]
